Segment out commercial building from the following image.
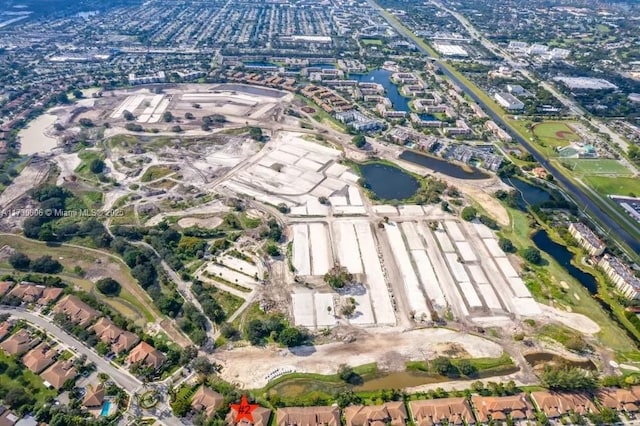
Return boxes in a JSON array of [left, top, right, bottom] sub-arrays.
[[598, 254, 640, 299], [569, 222, 606, 256], [494, 93, 525, 111]]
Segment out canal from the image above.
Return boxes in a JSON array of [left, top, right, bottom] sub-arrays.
[[399, 150, 489, 180]]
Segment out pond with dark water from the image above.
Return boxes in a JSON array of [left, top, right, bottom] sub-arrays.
[[504, 177, 552, 209], [532, 229, 598, 294], [524, 352, 597, 371], [399, 151, 489, 180], [359, 163, 420, 200]]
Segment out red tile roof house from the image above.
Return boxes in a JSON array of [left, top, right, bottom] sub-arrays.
[[40, 359, 77, 390], [344, 402, 408, 426], [0, 321, 13, 342], [91, 318, 140, 354], [0, 329, 39, 356], [596, 387, 640, 415], [409, 398, 476, 426], [21, 344, 58, 373], [6, 282, 63, 305], [53, 295, 101, 327], [191, 386, 224, 418], [530, 391, 599, 420], [126, 342, 166, 370], [0, 281, 14, 297], [471, 394, 536, 424]]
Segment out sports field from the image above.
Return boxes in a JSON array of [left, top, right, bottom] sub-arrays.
[[583, 176, 640, 197], [562, 159, 632, 176], [532, 121, 580, 148]]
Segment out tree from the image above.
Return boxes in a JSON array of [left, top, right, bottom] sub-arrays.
[[162, 111, 173, 122], [338, 364, 362, 385], [89, 158, 105, 174], [249, 127, 263, 141], [184, 112, 194, 120], [352, 135, 366, 149], [220, 323, 238, 339], [498, 237, 516, 253], [246, 319, 267, 345], [323, 265, 353, 289], [123, 110, 135, 121], [432, 356, 454, 376], [72, 89, 83, 99], [277, 327, 308, 347], [31, 256, 62, 273], [96, 278, 121, 296], [266, 243, 280, 257], [461, 206, 477, 221], [522, 247, 543, 265], [457, 359, 477, 377], [9, 252, 31, 270], [191, 356, 216, 375]]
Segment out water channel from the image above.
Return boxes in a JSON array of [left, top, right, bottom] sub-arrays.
[[399, 151, 489, 180]]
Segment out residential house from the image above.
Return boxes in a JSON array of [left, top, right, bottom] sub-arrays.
[[409, 398, 475, 426], [596, 387, 640, 415], [91, 318, 139, 354], [126, 342, 166, 370], [344, 402, 407, 426], [227, 405, 272, 426], [83, 384, 105, 409], [276, 406, 340, 426], [0, 406, 19, 426], [530, 391, 598, 419], [0, 321, 13, 342], [40, 359, 77, 390], [0, 329, 38, 356], [0, 281, 13, 297], [471, 394, 535, 424], [599, 254, 640, 300], [21, 344, 57, 373], [191, 386, 224, 418], [53, 295, 101, 327], [6, 283, 62, 305]]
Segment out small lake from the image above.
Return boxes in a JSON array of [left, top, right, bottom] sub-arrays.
[[18, 113, 58, 155], [355, 371, 444, 391], [524, 352, 597, 371], [399, 151, 489, 180], [505, 177, 552, 209], [351, 69, 411, 112], [532, 229, 598, 294], [359, 163, 419, 200]]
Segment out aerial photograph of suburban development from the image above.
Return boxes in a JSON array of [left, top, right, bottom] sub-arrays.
[[0, 0, 640, 424]]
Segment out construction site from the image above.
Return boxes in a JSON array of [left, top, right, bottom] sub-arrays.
[[2, 83, 606, 390]]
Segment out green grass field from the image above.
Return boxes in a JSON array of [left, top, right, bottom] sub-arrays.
[[141, 165, 174, 182], [360, 38, 383, 46], [583, 176, 640, 197], [532, 121, 580, 147], [562, 159, 633, 176]]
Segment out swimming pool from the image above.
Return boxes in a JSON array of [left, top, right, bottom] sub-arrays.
[[100, 401, 112, 417]]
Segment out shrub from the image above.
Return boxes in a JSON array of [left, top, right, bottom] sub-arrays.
[[96, 278, 121, 296]]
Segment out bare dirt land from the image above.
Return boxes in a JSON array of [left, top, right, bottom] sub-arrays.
[[216, 327, 503, 388], [537, 304, 600, 334], [177, 217, 223, 228]]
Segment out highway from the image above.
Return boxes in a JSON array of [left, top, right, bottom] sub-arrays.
[[369, 0, 640, 255]]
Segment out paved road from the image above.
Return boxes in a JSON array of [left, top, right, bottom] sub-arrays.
[[1, 307, 142, 392], [369, 0, 640, 255]]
